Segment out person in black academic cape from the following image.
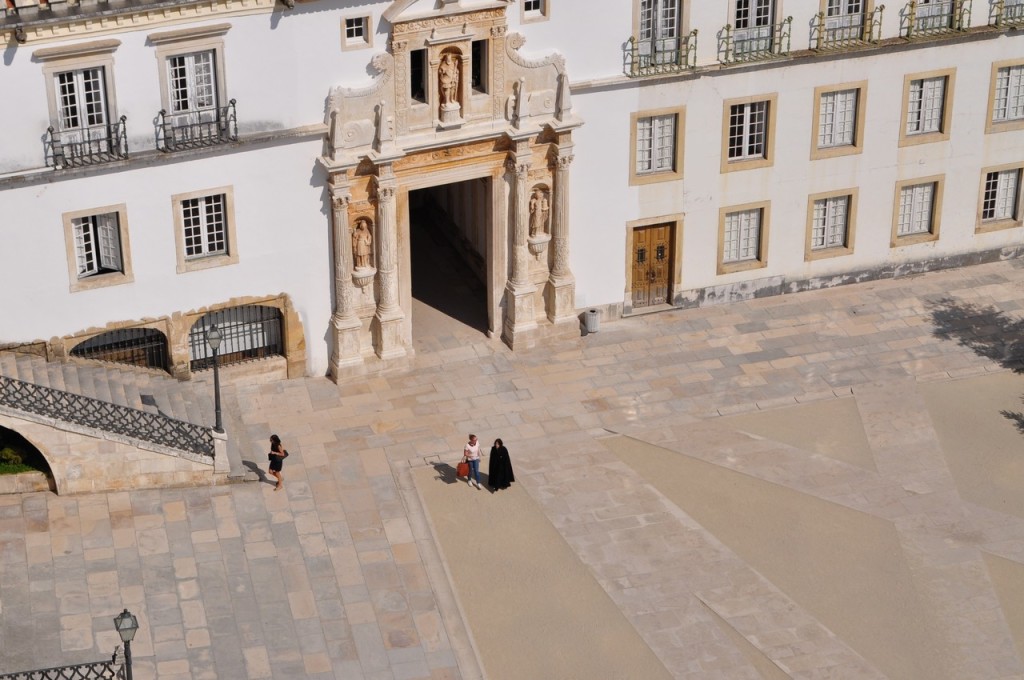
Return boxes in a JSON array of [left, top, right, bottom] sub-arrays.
[[488, 438, 515, 490]]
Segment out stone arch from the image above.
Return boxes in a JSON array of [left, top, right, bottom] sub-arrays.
[[0, 421, 57, 494]]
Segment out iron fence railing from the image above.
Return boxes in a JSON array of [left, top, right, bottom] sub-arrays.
[[0, 657, 123, 680], [45, 116, 128, 169], [70, 328, 170, 372], [903, 0, 971, 37], [157, 100, 238, 152], [992, 0, 1024, 25], [0, 375, 214, 457], [188, 305, 284, 372], [719, 17, 793, 64], [623, 30, 698, 77], [813, 6, 885, 50]]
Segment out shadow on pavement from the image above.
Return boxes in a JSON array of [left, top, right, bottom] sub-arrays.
[[242, 460, 271, 485], [930, 296, 1024, 433]]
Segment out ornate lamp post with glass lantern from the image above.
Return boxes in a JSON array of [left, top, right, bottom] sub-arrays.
[[205, 324, 224, 433], [113, 608, 139, 680]]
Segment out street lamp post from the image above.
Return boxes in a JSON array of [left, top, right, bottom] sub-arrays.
[[113, 608, 138, 680], [206, 324, 224, 433]]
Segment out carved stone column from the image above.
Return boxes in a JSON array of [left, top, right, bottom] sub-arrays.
[[546, 140, 577, 324], [502, 140, 538, 348], [329, 174, 364, 377], [372, 164, 406, 360]]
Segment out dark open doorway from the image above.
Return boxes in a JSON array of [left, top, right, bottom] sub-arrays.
[[409, 178, 491, 352]]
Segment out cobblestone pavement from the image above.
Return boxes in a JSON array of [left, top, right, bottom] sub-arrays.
[[3, 260, 1024, 679]]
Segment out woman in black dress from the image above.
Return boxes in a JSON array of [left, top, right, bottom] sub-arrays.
[[268, 434, 289, 491], [488, 438, 515, 490]]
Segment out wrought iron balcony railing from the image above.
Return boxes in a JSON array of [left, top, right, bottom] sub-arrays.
[[991, 0, 1024, 25], [623, 30, 698, 77], [719, 17, 793, 64], [0, 374, 215, 458], [813, 6, 885, 50], [903, 0, 971, 37], [157, 99, 238, 152], [45, 116, 128, 170]]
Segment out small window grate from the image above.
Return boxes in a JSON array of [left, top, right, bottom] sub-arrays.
[[71, 328, 170, 372], [188, 305, 284, 371]]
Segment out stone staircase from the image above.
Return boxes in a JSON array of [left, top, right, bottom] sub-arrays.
[[0, 351, 252, 485]]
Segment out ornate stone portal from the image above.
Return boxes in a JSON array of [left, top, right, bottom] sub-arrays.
[[320, 0, 581, 379]]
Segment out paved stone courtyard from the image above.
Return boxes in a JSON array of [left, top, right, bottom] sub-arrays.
[[3, 259, 1024, 678]]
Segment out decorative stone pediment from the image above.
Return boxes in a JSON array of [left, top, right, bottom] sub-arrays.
[[323, 2, 579, 167]]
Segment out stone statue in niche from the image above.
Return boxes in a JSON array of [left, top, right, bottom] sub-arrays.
[[352, 218, 373, 270], [439, 52, 460, 108], [529, 188, 550, 237]]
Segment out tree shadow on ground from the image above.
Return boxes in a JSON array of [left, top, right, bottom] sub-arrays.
[[930, 296, 1024, 430]]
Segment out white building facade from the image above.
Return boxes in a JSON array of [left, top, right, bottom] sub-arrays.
[[1, 0, 1022, 380]]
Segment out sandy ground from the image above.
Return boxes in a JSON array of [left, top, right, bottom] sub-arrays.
[[601, 434, 954, 680], [921, 371, 1024, 519], [718, 397, 877, 472], [413, 462, 672, 680]]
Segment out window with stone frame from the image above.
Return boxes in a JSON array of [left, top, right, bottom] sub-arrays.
[[905, 76, 946, 135], [811, 195, 850, 250], [181, 193, 228, 259], [172, 186, 239, 273], [728, 101, 768, 160], [62, 203, 133, 292], [54, 66, 110, 145], [522, 0, 549, 21], [723, 207, 763, 263], [636, 113, 677, 175], [897, 182, 937, 236], [73, 212, 123, 278], [981, 168, 1022, 222], [992, 64, 1024, 124], [343, 16, 372, 50], [167, 50, 218, 126], [818, 88, 858, 148], [899, 69, 955, 146]]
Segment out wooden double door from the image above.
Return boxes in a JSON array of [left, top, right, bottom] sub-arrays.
[[631, 224, 672, 309]]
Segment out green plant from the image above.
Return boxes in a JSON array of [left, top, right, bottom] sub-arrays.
[[0, 446, 23, 466], [0, 461, 35, 475]]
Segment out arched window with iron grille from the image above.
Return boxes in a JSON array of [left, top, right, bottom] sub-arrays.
[[70, 328, 170, 371], [188, 305, 284, 371]]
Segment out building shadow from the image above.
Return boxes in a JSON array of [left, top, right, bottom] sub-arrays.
[[930, 296, 1024, 431]]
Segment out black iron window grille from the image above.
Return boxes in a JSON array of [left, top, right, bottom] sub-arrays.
[[188, 305, 284, 371], [45, 116, 128, 169], [70, 328, 170, 372], [157, 99, 237, 152], [0, 375, 214, 457]]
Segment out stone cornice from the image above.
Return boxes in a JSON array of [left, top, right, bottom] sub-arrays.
[[147, 21, 230, 44], [4, 0, 276, 47], [32, 37, 120, 60]]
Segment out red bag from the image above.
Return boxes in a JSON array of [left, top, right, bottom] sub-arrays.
[[456, 461, 470, 478]]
